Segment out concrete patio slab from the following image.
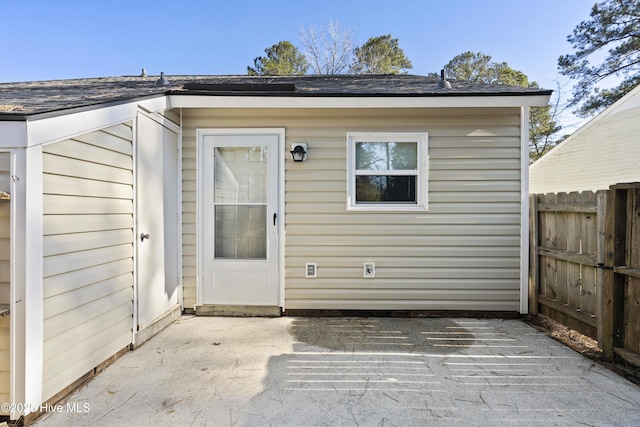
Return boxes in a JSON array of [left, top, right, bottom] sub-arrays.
[[33, 316, 640, 426]]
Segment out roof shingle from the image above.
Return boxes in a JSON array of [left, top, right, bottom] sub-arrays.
[[0, 74, 552, 118]]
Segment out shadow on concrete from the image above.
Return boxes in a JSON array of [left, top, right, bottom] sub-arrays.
[[288, 317, 472, 354], [238, 317, 640, 426]]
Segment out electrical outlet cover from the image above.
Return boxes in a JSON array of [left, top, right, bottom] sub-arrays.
[[363, 262, 375, 278], [305, 262, 317, 278]]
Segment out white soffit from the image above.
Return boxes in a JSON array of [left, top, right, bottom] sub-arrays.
[[0, 121, 28, 148], [11, 96, 170, 148], [25, 103, 137, 147]]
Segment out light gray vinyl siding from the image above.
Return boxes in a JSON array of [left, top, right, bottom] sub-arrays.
[[42, 123, 134, 401], [0, 152, 9, 412], [181, 124, 197, 309], [181, 108, 522, 311], [530, 86, 640, 193]]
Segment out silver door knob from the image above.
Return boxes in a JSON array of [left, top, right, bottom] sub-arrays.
[[140, 233, 150, 242]]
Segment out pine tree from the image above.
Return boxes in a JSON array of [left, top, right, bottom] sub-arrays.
[[558, 0, 640, 117], [247, 41, 308, 76]]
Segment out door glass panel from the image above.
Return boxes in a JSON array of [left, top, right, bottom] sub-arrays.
[[213, 146, 268, 259], [215, 205, 267, 259], [214, 147, 267, 203]]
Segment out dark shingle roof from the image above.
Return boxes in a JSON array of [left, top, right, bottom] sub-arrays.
[[0, 74, 552, 118]]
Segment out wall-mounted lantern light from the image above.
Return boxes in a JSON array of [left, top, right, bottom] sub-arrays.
[[290, 143, 307, 162]]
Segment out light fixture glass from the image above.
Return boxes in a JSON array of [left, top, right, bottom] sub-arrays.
[[290, 144, 307, 162]]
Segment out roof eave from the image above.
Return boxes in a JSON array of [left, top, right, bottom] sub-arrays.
[[0, 92, 169, 122], [168, 93, 551, 109], [0, 94, 170, 148], [0, 90, 552, 122]]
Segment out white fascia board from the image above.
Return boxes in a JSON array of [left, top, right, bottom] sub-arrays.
[[168, 94, 551, 109], [0, 121, 28, 148], [25, 102, 139, 147]]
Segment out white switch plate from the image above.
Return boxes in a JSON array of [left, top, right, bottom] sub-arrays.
[[363, 262, 375, 278]]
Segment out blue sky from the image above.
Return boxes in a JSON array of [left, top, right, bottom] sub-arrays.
[[1, 0, 596, 126]]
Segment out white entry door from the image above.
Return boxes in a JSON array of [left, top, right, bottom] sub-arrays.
[[137, 113, 180, 328], [200, 130, 281, 306]]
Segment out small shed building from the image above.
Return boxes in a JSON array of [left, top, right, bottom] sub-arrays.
[[530, 84, 640, 193], [0, 74, 550, 419]]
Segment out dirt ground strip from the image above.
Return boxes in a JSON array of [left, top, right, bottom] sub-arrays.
[[524, 314, 640, 387]]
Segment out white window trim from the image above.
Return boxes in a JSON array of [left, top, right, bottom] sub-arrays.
[[347, 132, 429, 212]]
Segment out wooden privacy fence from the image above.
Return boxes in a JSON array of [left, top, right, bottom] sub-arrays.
[[529, 184, 640, 365]]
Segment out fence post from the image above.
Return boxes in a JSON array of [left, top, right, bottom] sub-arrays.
[[529, 194, 539, 315], [596, 190, 608, 351], [602, 187, 628, 359], [602, 189, 615, 357]]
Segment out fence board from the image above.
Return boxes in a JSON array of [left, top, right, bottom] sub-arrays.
[[614, 267, 640, 279], [581, 192, 597, 317], [626, 276, 640, 355], [537, 247, 597, 267], [542, 194, 558, 302], [538, 295, 597, 327], [557, 193, 570, 327], [569, 193, 586, 333], [537, 203, 597, 213]]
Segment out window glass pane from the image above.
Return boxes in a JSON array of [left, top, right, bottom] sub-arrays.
[[356, 175, 416, 203], [215, 205, 267, 259], [355, 142, 417, 171], [214, 147, 267, 203]]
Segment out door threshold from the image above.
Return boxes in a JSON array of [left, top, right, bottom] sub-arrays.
[[195, 305, 281, 317]]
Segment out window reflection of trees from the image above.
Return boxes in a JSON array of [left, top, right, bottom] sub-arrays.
[[355, 142, 416, 170], [355, 142, 417, 203]]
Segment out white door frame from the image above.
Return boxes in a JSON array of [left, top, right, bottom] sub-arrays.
[[196, 128, 285, 308]]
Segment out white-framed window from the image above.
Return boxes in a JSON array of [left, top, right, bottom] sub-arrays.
[[347, 132, 428, 211]]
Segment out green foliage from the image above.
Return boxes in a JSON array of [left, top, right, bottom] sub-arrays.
[[247, 41, 308, 76], [350, 35, 413, 74], [496, 66, 529, 87], [444, 51, 529, 86], [444, 52, 496, 82], [443, 51, 561, 161], [558, 0, 640, 117], [529, 102, 562, 160]]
